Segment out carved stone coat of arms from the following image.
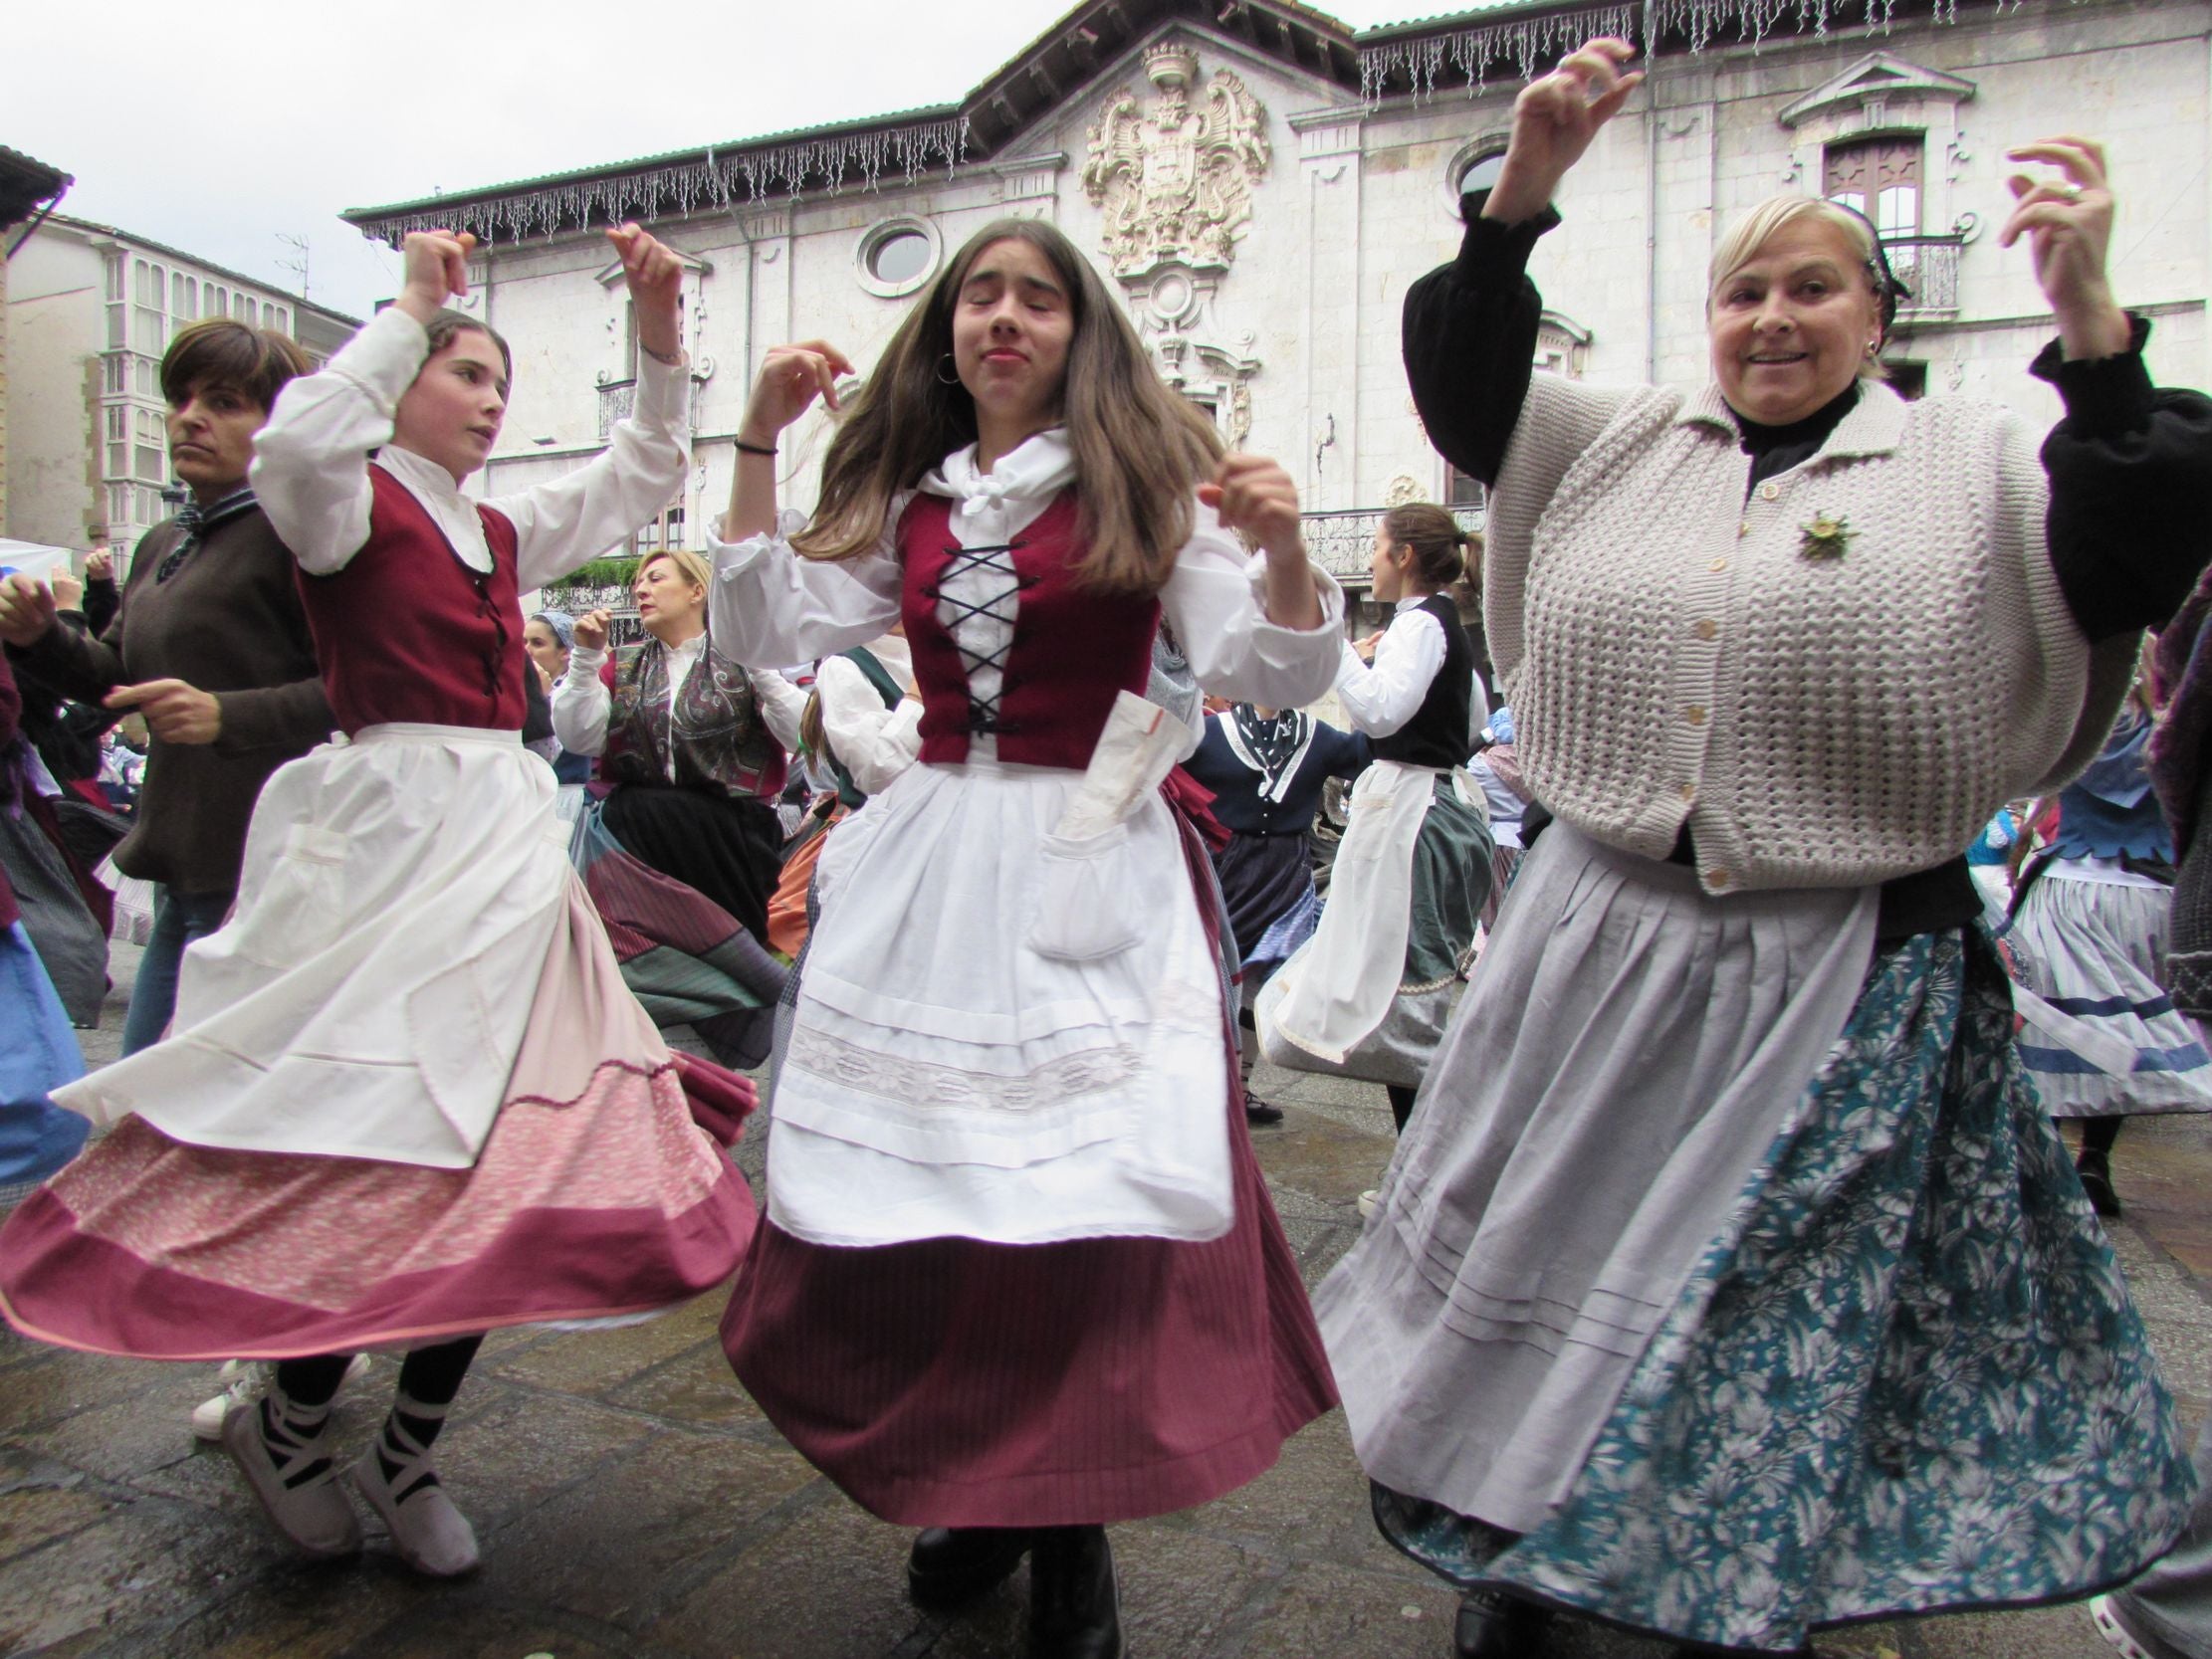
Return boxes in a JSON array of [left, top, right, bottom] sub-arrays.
[[1081, 46, 1270, 278]]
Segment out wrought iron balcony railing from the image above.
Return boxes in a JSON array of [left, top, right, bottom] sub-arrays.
[[595, 379, 638, 439], [1299, 503, 1484, 581], [595, 376, 707, 441], [1880, 234, 1962, 317]]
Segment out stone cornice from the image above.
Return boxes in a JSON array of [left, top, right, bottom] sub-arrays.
[[340, 0, 2118, 249]]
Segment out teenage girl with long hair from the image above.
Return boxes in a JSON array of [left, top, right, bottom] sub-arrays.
[[1258, 501, 1494, 1133], [707, 217, 1344, 1659]]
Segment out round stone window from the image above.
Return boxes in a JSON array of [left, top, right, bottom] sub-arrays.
[[870, 230, 931, 284], [1456, 151, 1506, 199], [855, 218, 942, 299], [1441, 135, 1513, 215]]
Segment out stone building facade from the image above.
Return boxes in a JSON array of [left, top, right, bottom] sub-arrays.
[[0, 145, 73, 541], [341, 0, 2210, 593], [3, 215, 355, 557]]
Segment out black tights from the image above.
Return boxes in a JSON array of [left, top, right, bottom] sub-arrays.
[[274, 1334, 482, 1412], [1387, 1084, 1418, 1135], [2079, 1114, 2123, 1159]]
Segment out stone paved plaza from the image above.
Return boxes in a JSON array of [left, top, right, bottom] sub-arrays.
[[3, 938, 2204, 1657]]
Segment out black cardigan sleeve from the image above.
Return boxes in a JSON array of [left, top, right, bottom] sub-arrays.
[[80, 574, 120, 638], [1402, 193, 1560, 488], [2035, 315, 2212, 640]]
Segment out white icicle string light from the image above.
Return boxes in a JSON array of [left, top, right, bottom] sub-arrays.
[[1360, 4, 1640, 104], [1651, 0, 2025, 48], [356, 118, 971, 247], [1360, 0, 2040, 102], [1654, 0, 1869, 46]]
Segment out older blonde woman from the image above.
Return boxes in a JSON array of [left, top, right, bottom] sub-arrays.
[[1315, 38, 2212, 1659], [553, 548, 806, 1065]]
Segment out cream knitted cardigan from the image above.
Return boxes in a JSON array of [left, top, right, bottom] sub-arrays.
[[1487, 373, 2138, 894]]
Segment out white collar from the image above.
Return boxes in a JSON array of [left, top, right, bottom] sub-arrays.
[[1394, 593, 1429, 614], [376, 444, 491, 572], [660, 630, 708, 658], [919, 428, 1078, 522]]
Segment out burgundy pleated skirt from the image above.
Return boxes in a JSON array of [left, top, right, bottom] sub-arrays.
[[720, 801, 1338, 1528]]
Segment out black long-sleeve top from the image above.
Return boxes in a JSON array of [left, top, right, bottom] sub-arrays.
[[1406, 194, 2212, 934]]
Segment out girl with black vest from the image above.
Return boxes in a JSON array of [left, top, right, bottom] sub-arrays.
[[708, 217, 1344, 1659], [1258, 503, 1495, 1131]]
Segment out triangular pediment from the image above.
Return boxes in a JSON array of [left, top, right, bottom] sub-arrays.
[[1780, 53, 1975, 129], [977, 16, 1353, 171], [960, 1, 1360, 155]]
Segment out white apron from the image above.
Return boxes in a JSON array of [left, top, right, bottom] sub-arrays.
[[767, 699, 1233, 1250], [1260, 758, 1454, 1065], [56, 725, 568, 1169]]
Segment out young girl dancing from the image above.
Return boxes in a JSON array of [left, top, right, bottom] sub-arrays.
[[0, 225, 756, 1578], [710, 218, 1343, 1659]]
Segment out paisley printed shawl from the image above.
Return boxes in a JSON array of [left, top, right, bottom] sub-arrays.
[[601, 635, 784, 800]]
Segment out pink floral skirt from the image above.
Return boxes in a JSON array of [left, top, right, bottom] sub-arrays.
[[0, 885, 756, 1359]]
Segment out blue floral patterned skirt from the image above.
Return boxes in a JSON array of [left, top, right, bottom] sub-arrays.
[[1373, 928, 2193, 1652], [0, 921, 90, 1208]]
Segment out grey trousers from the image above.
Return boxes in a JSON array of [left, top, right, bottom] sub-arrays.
[[2113, 1398, 2212, 1659]]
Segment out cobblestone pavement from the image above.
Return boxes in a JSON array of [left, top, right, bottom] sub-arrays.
[[3, 939, 2203, 1657]]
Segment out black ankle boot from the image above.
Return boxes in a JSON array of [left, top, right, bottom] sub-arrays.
[[1028, 1525, 1121, 1659], [907, 1526, 1029, 1607], [2078, 1149, 2123, 1219], [1454, 1589, 1553, 1658]]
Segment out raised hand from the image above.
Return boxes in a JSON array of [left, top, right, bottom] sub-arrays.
[[1202, 455, 1323, 631], [396, 229, 477, 323], [572, 609, 612, 652], [84, 547, 114, 584], [106, 679, 222, 745], [607, 223, 685, 361], [740, 341, 856, 446], [49, 569, 85, 612], [0, 573, 57, 648], [1202, 455, 1306, 562], [2000, 135, 2130, 360], [1483, 37, 1644, 224]]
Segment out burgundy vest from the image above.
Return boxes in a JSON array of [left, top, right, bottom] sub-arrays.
[[296, 466, 527, 736], [899, 491, 1160, 770], [596, 635, 787, 800]]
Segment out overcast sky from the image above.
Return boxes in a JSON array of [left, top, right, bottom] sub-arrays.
[[11, 0, 1455, 320]]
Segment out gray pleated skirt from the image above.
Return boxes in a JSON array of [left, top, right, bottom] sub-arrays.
[[1313, 821, 1878, 1533]]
